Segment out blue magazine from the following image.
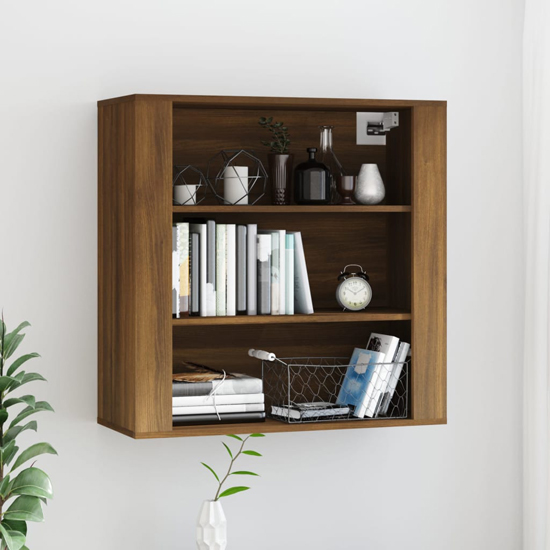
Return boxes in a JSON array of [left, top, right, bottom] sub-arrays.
[[336, 348, 385, 418]]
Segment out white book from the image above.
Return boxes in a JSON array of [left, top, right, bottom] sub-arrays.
[[172, 403, 265, 416], [288, 231, 313, 314], [259, 230, 281, 315], [216, 224, 227, 316], [177, 223, 190, 316], [272, 403, 350, 420], [247, 224, 258, 315], [172, 225, 180, 317], [190, 223, 207, 317], [206, 220, 217, 317], [380, 342, 410, 415], [364, 333, 401, 417], [172, 393, 265, 407], [285, 234, 294, 315], [226, 224, 236, 316]]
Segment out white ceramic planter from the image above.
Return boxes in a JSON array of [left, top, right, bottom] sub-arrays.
[[196, 500, 227, 550]]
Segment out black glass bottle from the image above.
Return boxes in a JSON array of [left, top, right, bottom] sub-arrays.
[[293, 148, 331, 205]]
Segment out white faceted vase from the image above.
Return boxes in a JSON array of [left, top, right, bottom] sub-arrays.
[[196, 500, 227, 550], [355, 163, 385, 205]]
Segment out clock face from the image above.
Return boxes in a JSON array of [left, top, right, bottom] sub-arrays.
[[337, 277, 372, 311]]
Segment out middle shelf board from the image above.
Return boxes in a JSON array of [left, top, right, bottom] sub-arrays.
[[172, 308, 411, 326], [173, 205, 412, 214]]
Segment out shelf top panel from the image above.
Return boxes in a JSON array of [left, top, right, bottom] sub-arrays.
[[98, 94, 446, 110], [173, 205, 411, 214], [173, 309, 411, 327]]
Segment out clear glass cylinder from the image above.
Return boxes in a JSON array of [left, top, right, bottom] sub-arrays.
[[318, 126, 345, 204]]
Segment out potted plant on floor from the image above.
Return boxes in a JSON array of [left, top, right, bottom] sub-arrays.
[[0, 318, 57, 550], [259, 117, 293, 205]]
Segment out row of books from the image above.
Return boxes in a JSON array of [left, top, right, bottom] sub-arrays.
[[172, 362, 265, 425], [172, 221, 314, 317], [271, 333, 410, 421]]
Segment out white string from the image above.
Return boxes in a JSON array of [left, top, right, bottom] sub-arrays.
[[207, 370, 227, 421]]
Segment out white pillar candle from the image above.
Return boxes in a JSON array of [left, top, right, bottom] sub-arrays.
[[173, 184, 197, 205], [223, 166, 248, 205]]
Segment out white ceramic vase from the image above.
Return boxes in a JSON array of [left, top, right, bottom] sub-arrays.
[[355, 164, 385, 205], [196, 500, 227, 550]]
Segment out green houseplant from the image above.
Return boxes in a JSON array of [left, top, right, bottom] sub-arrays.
[[258, 116, 293, 205], [197, 434, 265, 550], [0, 319, 56, 550]]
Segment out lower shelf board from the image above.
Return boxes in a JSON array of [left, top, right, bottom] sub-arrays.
[[98, 417, 446, 439]]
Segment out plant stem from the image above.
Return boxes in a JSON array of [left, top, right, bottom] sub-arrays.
[[214, 436, 249, 501]]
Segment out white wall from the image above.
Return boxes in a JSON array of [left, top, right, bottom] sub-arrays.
[[0, 1, 524, 548]]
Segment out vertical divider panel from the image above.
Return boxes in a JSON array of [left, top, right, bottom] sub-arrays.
[[410, 105, 447, 421], [98, 98, 173, 436]]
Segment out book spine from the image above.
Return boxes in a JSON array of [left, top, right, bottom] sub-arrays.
[[172, 393, 265, 407], [172, 403, 265, 416], [172, 377, 263, 396], [278, 230, 286, 315], [190, 224, 207, 317], [270, 232, 280, 315], [285, 234, 295, 315], [226, 224, 236, 316], [172, 225, 180, 316], [236, 225, 247, 314], [206, 220, 217, 316], [290, 231, 314, 314], [216, 224, 227, 316], [257, 234, 271, 315], [172, 411, 266, 425], [190, 232, 200, 315], [177, 223, 190, 316], [380, 342, 410, 415], [247, 224, 258, 315]]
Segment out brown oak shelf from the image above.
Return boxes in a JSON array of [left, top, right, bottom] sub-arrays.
[[98, 93, 447, 439], [173, 205, 412, 214], [172, 308, 411, 326]]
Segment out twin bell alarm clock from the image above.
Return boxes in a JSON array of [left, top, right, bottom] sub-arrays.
[[336, 264, 372, 311]]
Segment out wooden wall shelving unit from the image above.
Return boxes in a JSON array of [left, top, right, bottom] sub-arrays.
[[98, 94, 446, 439]]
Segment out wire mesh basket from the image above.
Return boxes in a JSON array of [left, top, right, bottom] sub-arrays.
[[249, 350, 409, 424]]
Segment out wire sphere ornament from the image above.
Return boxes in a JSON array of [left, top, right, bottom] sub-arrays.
[[207, 149, 268, 205], [173, 165, 208, 206]]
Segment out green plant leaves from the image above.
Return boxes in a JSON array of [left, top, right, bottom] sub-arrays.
[[249, 433, 265, 438], [222, 442, 233, 459], [218, 486, 250, 499], [200, 462, 219, 483], [0, 476, 11, 499], [4, 495, 44, 523], [4, 421, 38, 446], [0, 523, 26, 550], [2, 520, 27, 537], [7, 373, 47, 393], [9, 402, 53, 429], [231, 471, 259, 476], [10, 468, 53, 499], [7, 354, 40, 378], [242, 450, 262, 457], [3, 396, 35, 409], [226, 434, 242, 441], [2, 441, 18, 467], [11, 443, 57, 472]]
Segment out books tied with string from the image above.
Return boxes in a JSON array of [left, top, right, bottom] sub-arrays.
[[172, 362, 265, 425]]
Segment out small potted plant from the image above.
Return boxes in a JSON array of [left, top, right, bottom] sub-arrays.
[[259, 117, 293, 205], [197, 433, 264, 550]]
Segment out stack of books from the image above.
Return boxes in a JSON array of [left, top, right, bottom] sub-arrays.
[[172, 221, 314, 317], [172, 362, 265, 425], [336, 333, 410, 418]]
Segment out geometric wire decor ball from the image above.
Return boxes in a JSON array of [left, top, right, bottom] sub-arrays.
[[173, 165, 208, 206], [206, 149, 268, 205]]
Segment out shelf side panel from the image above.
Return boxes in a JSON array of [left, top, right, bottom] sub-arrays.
[[98, 99, 173, 435], [411, 105, 447, 422]]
